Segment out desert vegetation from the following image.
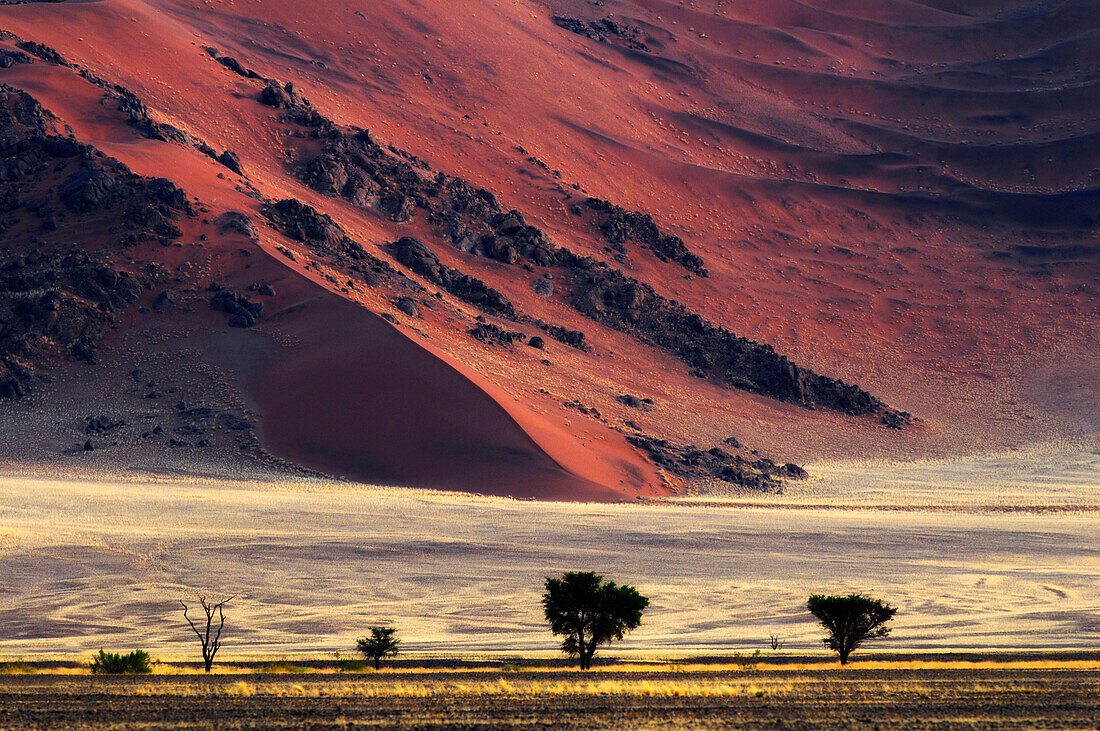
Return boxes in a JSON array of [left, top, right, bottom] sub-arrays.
[[0, 663, 1096, 729], [808, 594, 897, 665], [356, 626, 400, 669], [180, 595, 233, 673], [542, 572, 649, 670], [89, 650, 152, 675]]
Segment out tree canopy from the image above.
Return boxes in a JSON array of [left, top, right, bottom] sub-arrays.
[[356, 626, 400, 669], [807, 593, 897, 664], [542, 571, 648, 670]]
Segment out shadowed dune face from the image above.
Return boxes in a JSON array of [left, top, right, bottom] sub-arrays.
[[0, 0, 1095, 497]]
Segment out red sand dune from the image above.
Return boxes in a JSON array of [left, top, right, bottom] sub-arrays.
[[0, 0, 1095, 499]]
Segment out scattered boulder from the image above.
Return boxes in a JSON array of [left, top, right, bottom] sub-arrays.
[[215, 211, 258, 239], [532, 274, 554, 298], [83, 414, 124, 434], [616, 394, 654, 411], [151, 290, 174, 313], [394, 297, 419, 317], [468, 322, 524, 346], [216, 150, 243, 175], [259, 80, 308, 109], [210, 289, 262, 327], [528, 335, 545, 349]]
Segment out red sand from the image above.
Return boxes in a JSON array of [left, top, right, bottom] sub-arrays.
[[0, 0, 1095, 498]]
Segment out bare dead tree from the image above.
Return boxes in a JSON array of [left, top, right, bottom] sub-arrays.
[[769, 633, 785, 651], [181, 595, 234, 672]]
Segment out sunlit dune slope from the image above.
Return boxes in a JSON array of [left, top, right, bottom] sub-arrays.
[[0, 0, 1094, 497]]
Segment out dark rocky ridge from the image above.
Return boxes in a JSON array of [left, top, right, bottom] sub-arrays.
[[581, 197, 707, 276], [552, 16, 650, 52], [8, 36, 244, 175], [0, 85, 189, 400], [260, 198, 393, 276], [624, 433, 807, 490], [251, 77, 905, 422], [389, 236, 516, 319]]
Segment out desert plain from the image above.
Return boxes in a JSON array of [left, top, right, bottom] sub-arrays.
[[0, 447, 1096, 727]]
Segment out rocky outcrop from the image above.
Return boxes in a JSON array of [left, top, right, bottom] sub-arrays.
[[260, 198, 394, 279], [7, 36, 243, 174], [209, 288, 263, 328], [389, 237, 516, 318], [624, 434, 805, 489], [247, 70, 908, 424], [0, 85, 188, 399], [468, 321, 524, 347], [582, 198, 707, 276], [557, 254, 894, 416], [552, 16, 650, 52]]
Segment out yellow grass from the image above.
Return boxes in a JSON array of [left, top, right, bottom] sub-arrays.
[[18, 657, 1100, 677], [121, 678, 798, 698]]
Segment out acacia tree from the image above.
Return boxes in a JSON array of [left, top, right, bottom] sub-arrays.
[[181, 595, 234, 672], [356, 626, 400, 669], [807, 593, 897, 665], [542, 571, 648, 670]]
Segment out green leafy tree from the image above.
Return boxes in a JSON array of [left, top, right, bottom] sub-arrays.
[[807, 593, 897, 665], [542, 571, 648, 670], [356, 626, 400, 669]]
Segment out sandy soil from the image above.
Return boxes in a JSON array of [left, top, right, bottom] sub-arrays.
[[0, 451, 1096, 659], [0, 665, 1097, 729]]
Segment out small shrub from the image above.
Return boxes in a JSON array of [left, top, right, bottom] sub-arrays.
[[734, 650, 761, 671], [0, 662, 36, 674], [90, 650, 152, 674], [337, 658, 369, 672], [259, 661, 309, 674]]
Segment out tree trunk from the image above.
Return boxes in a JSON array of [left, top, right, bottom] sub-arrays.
[[374, 657, 380, 670], [204, 657, 213, 673]]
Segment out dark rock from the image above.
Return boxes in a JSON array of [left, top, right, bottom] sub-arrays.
[[584, 198, 707, 276], [152, 290, 174, 313], [84, 415, 124, 434], [216, 211, 257, 239], [218, 414, 253, 431], [564, 399, 601, 418], [96, 268, 119, 288], [880, 411, 911, 429], [215, 55, 261, 79], [779, 463, 808, 479], [216, 150, 243, 175], [468, 322, 524, 346], [552, 16, 650, 52], [228, 309, 256, 328], [615, 394, 653, 411], [625, 434, 794, 489], [528, 336, 545, 349], [394, 297, 419, 317], [390, 237, 516, 319], [532, 274, 554, 298], [259, 81, 308, 109]]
